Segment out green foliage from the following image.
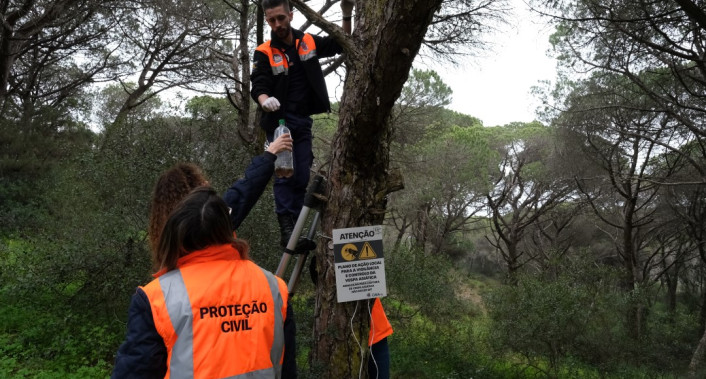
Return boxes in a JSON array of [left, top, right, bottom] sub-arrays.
[[284, 288, 318, 379], [1, 61, 703, 379], [0, 158, 149, 377], [0, 178, 47, 236], [310, 111, 341, 172], [0, 298, 116, 377], [6, 1, 702, 377], [390, 313, 490, 378], [387, 117, 493, 255], [92, 83, 164, 126], [380, 248, 490, 378], [484, 257, 697, 376], [185, 95, 240, 123], [488, 261, 623, 367], [399, 68, 453, 109], [0, 110, 95, 234], [441, 109, 483, 129], [386, 246, 470, 320], [235, 187, 280, 269], [640, 303, 700, 372], [0, 93, 282, 377]]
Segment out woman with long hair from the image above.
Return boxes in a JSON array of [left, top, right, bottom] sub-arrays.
[[113, 187, 288, 378]]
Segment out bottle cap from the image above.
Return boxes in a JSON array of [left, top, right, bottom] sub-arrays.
[[278, 119, 285, 125]]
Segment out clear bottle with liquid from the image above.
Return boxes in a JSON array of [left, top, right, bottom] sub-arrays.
[[274, 119, 294, 178]]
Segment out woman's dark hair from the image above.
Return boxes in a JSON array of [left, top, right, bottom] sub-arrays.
[[155, 186, 249, 271]]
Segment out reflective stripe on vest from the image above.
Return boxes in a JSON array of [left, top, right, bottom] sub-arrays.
[[260, 267, 284, 378], [159, 270, 194, 378], [158, 267, 285, 378], [297, 35, 317, 62], [256, 33, 318, 76]]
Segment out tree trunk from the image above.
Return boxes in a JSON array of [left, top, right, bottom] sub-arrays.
[[689, 325, 706, 377], [308, 0, 443, 376], [622, 201, 646, 340], [413, 206, 429, 251], [233, 0, 256, 145], [665, 261, 679, 314], [698, 246, 706, 331]]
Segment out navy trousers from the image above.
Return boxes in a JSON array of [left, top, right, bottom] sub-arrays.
[[266, 113, 313, 217], [368, 337, 390, 379]]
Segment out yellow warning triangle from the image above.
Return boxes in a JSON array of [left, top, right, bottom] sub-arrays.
[[359, 242, 377, 259]]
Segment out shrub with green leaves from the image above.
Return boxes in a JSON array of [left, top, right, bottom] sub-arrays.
[[485, 260, 631, 374]]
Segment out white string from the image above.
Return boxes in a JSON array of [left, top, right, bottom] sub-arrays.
[[368, 299, 379, 379], [350, 301, 365, 378]]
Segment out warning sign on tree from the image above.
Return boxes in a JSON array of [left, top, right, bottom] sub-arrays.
[[333, 225, 387, 303]]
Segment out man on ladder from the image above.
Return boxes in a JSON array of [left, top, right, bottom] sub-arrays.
[[253, 1, 393, 377], [251, 0, 352, 249]]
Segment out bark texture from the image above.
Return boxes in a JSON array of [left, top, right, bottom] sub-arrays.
[[303, 0, 443, 377]]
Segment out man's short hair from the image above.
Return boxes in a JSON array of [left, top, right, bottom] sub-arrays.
[[262, 0, 290, 11]]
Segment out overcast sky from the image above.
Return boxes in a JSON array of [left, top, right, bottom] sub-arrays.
[[435, 0, 557, 126], [316, 0, 558, 127]]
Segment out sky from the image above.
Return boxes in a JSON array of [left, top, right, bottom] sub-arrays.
[[319, 0, 558, 127], [434, 1, 558, 126], [101, 0, 557, 130]]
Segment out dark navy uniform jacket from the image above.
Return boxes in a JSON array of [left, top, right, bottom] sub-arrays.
[[251, 28, 342, 133]]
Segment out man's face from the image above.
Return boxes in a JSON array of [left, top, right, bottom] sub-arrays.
[[265, 5, 293, 41]]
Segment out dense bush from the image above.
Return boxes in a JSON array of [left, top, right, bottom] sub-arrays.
[[0, 110, 279, 377], [484, 257, 697, 377], [2, 103, 703, 378]]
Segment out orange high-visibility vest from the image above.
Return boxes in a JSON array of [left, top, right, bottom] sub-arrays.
[[142, 244, 288, 379], [369, 298, 393, 346], [255, 33, 318, 76]]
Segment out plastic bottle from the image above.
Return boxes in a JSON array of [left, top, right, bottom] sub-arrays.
[[274, 119, 294, 178]]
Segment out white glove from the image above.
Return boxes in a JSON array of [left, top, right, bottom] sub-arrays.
[[262, 97, 280, 112]]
